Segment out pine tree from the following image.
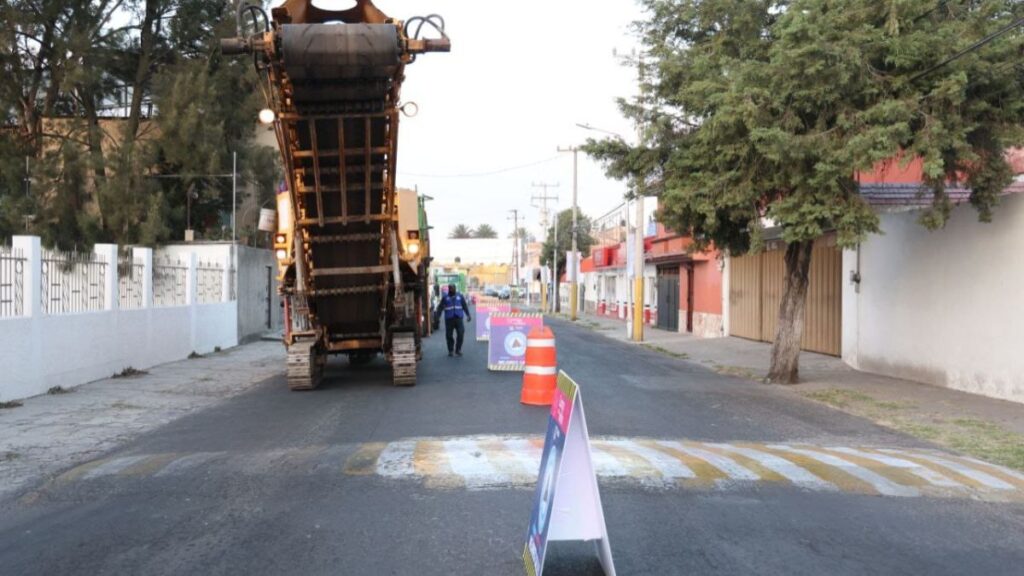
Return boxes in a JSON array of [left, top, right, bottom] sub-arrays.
[[586, 0, 1024, 383]]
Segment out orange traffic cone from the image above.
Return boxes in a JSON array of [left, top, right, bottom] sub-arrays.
[[521, 325, 557, 405]]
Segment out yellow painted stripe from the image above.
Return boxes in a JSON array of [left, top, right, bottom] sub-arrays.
[[52, 458, 111, 486], [941, 455, 1024, 490], [753, 445, 879, 495], [477, 439, 535, 481], [597, 443, 665, 483], [811, 447, 927, 489], [344, 443, 388, 476], [644, 441, 726, 486], [414, 440, 462, 489], [119, 453, 181, 477], [696, 444, 788, 484], [861, 449, 988, 490]]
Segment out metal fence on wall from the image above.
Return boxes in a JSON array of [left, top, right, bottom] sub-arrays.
[[196, 260, 224, 304], [0, 246, 25, 318], [41, 249, 107, 315], [153, 258, 188, 307], [118, 256, 145, 310]]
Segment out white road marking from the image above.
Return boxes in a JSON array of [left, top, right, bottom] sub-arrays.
[[502, 438, 543, 475], [624, 441, 696, 480], [154, 452, 222, 478], [659, 441, 758, 481], [770, 445, 919, 497], [878, 449, 1015, 490], [64, 435, 1023, 502], [828, 447, 963, 488], [709, 444, 835, 490], [955, 455, 1024, 483], [375, 440, 417, 479], [442, 438, 508, 488], [588, 444, 634, 477], [82, 456, 149, 480]]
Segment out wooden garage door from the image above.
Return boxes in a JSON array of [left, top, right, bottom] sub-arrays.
[[729, 242, 842, 356]]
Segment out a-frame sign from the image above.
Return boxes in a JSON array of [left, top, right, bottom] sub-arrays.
[[522, 372, 616, 576]]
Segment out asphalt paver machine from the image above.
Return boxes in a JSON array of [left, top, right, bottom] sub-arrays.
[[222, 0, 449, 389]]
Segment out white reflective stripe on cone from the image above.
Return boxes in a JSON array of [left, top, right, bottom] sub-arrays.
[[524, 366, 558, 376], [526, 339, 556, 348]]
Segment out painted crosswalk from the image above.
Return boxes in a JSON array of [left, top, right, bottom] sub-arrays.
[[40, 436, 1024, 502], [361, 436, 1024, 500]]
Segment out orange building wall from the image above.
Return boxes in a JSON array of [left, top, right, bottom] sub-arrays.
[[692, 261, 723, 315], [680, 261, 722, 315]]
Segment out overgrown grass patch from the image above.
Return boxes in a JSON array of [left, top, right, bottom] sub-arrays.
[[113, 367, 149, 379], [801, 387, 1024, 472], [642, 344, 690, 360], [713, 364, 759, 380], [803, 388, 875, 408]]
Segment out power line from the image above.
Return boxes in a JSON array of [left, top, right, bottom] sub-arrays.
[[398, 155, 563, 179], [910, 15, 1024, 82]]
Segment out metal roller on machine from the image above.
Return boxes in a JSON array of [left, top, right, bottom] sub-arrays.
[[222, 0, 449, 389]]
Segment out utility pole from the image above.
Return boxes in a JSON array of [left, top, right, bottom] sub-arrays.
[[508, 209, 521, 299], [531, 182, 560, 230], [231, 151, 238, 244], [557, 145, 581, 321], [531, 182, 559, 313], [552, 213, 559, 314], [611, 46, 646, 343]]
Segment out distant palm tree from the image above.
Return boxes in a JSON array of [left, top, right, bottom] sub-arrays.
[[508, 228, 536, 243], [474, 224, 498, 239], [449, 224, 473, 239]]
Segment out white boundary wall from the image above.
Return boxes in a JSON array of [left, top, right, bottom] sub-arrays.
[[0, 237, 238, 402], [842, 193, 1024, 404]]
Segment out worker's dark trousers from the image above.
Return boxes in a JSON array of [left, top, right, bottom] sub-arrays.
[[445, 317, 466, 354]]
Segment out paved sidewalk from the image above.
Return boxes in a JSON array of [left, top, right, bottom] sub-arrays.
[[561, 311, 1024, 470], [0, 341, 284, 499]]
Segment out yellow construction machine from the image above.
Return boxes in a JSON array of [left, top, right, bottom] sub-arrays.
[[222, 0, 449, 389]]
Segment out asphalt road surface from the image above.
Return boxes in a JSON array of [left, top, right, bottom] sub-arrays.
[[1, 317, 1022, 575]]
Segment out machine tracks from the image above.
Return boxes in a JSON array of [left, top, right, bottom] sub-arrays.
[[287, 340, 324, 390], [391, 333, 417, 387]]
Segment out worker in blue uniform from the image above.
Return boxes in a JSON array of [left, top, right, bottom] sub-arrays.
[[435, 284, 472, 357]]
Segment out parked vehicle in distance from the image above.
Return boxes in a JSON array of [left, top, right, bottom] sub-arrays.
[[497, 286, 511, 300]]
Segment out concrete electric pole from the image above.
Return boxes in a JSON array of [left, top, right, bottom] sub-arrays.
[[557, 146, 581, 321], [531, 182, 559, 313], [508, 209, 521, 300]]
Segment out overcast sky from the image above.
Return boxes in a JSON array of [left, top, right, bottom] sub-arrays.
[[272, 0, 645, 240]]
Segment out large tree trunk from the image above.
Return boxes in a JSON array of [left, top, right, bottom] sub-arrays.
[[124, 0, 162, 142], [80, 85, 108, 229], [766, 239, 815, 384]]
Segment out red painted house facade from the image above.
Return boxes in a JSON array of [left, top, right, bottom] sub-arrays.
[[580, 222, 724, 338]]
